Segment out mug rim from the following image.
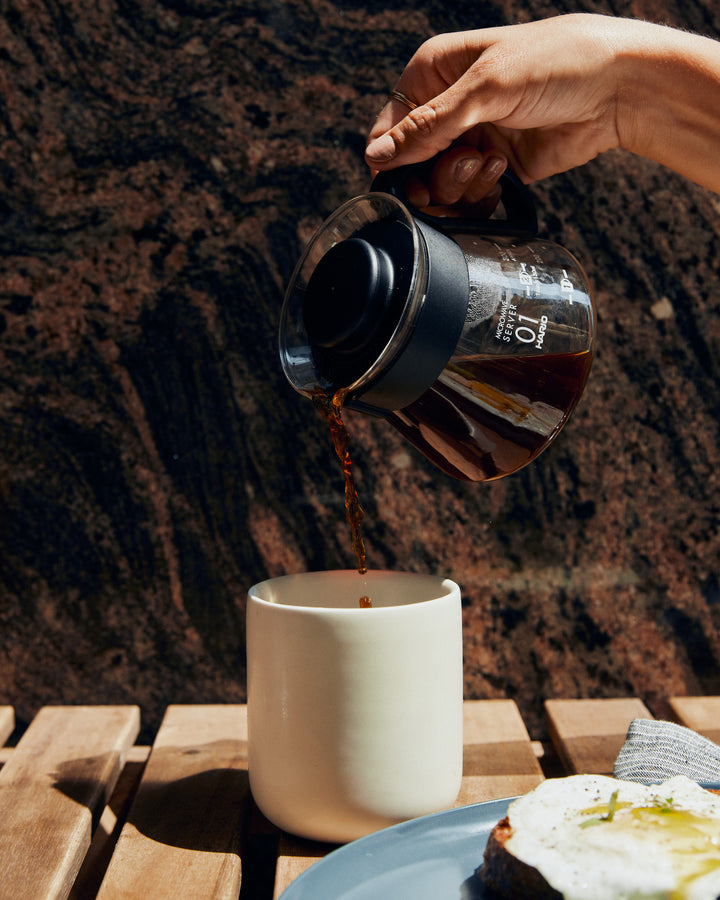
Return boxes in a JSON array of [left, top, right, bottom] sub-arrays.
[[247, 569, 459, 613]]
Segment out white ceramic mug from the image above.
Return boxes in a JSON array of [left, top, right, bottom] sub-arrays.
[[246, 569, 463, 842]]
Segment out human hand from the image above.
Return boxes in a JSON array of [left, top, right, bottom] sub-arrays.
[[366, 13, 625, 204], [367, 13, 720, 197]]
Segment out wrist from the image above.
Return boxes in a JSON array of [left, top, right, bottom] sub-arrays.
[[615, 20, 720, 190]]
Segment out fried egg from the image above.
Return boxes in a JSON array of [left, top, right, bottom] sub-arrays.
[[505, 774, 720, 899]]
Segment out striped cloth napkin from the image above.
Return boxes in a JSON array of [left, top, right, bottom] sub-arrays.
[[614, 718, 720, 784]]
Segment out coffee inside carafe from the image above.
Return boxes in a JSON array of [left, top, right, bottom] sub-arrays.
[[384, 233, 595, 481], [387, 350, 593, 481]]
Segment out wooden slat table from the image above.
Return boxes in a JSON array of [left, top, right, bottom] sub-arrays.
[[545, 697, 653, 774], [0, 696, 716, 899]]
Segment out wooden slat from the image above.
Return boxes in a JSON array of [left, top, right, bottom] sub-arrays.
[[69, 746, 150, 900], [273, 834, 335, 900], [0, 706, 14, 746], [545, 697, 653, 775], [668, 696, 720, 744], [272, 699, 545, 897], [0, 707, 15, 768], [96, 705, 250, 900], [0, 705, 140, 900], [458, 699, 545, 804]]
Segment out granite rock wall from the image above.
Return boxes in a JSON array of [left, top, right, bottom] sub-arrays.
[[1, 0, 719, 740]]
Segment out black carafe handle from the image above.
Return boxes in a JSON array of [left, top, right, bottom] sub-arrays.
[[370, 159, 538, 238]]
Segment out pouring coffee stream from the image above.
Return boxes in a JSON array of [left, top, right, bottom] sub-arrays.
[[280, 161, 596, 577], [311, 388, 372, 607]]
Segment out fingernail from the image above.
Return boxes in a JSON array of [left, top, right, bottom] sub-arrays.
[[365, 133, 396, 162], [480, 156, 507, 183], [455, 158, 482, 184]]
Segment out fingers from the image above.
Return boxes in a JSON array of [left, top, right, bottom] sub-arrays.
[[366, 66, 514, 173], [365, 97, 465, 169], [368, 31, 483, 126], [366, 32, 495, 168], [391, 145, 508, 218], [426, 145, 507, 205]]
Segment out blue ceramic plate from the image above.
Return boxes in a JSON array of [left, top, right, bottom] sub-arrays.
[[279, 782, 720, 898], [278, 797, 513, 900]]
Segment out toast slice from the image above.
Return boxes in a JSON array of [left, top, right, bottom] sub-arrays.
[[478, 774, 720, 899], [482, 813, 562, 898]]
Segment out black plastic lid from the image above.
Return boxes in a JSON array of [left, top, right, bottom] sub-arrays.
[[302, 209, 469, 413], [304, 238, 396, 355], [302, 216, 413, 395]]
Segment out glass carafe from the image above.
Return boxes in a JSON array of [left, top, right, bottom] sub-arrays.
[[279, 167, 596, 482]]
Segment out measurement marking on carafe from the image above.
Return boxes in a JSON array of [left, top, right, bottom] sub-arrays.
[[519, 261, 534, 286]]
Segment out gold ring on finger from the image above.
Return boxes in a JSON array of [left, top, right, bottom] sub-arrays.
[[388, 90, 418, 111]]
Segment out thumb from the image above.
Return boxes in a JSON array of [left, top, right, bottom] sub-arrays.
[[365, 72, 499, 170], [365, 96, 464, 169]]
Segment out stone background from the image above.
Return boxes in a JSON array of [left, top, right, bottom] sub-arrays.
[[1, 0, 718, 741]]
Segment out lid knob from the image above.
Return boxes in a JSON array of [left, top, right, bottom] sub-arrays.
[[303, 238, 395, 354]]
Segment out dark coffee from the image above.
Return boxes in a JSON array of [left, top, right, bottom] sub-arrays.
[[312, 389, 372, 607], [387, 350, 593, 482]]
